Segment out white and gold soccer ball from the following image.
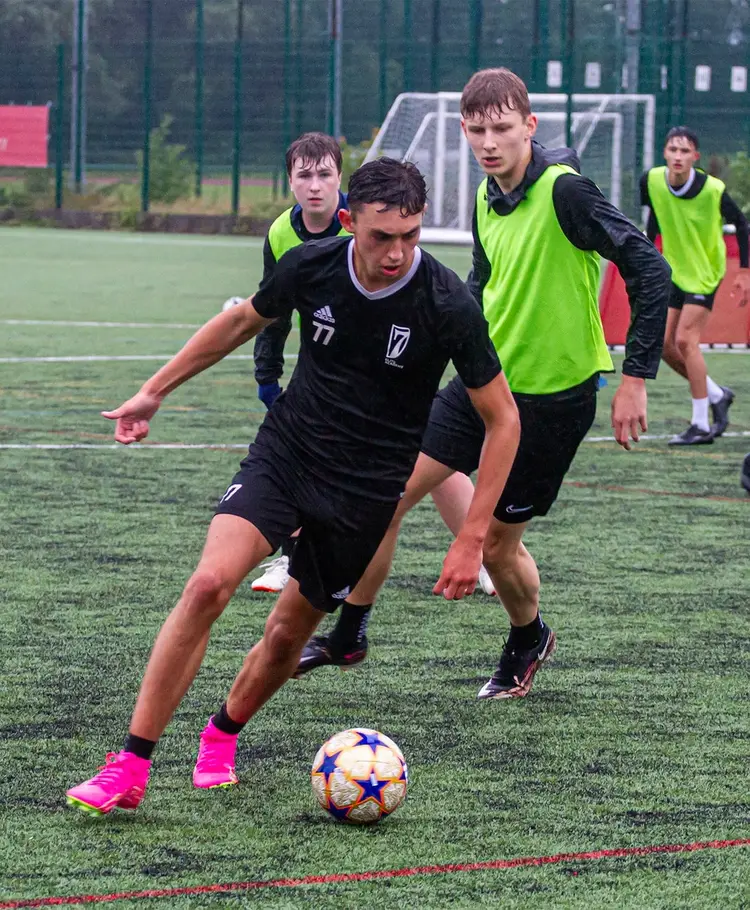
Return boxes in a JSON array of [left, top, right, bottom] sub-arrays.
[[311, 727, 408, 824], [221, 296, 245, 312]]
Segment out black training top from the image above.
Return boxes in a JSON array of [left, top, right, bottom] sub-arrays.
[[251, 236, 502, 501]]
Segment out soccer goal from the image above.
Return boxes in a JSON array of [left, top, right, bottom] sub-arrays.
[[365, 92, 656, 244]]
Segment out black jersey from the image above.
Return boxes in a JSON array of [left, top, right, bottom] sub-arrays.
[[251, 236, 502, 501]]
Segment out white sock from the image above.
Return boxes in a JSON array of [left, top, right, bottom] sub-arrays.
[[706, 376, 724, 405], [691, 398, 710, 432]]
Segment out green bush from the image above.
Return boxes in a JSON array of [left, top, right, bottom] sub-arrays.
[[135, 114, 194, 204], [0, 181, 33, 210], [340, 133, 374, 190], [725, 151, 750, 217]]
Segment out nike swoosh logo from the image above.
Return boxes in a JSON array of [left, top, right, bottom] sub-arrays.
[[506, 504, 533, 513]]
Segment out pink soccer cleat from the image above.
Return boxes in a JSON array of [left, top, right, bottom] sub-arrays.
[[193, 719, 239, 789], [66, 751, 151, 816]]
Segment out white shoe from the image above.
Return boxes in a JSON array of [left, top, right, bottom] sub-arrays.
[[221, 296, 244, 312], [477, 565, 496, 596], [250, 555, 290, 593]]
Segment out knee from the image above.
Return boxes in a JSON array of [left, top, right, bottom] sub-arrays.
[[264, 616, 305, 663], [662, 338, 679, 362], [183, 568, 232, 619], [482, 533, 520, 579], [675, 332, 696, 359]]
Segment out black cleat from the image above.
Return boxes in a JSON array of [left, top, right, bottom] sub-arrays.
[[292, 635, 368, 679], [668, 424, 714, 446], [477, 625, 557, 700], [710, 387, 735, 438], [741, 453, 750, 495]]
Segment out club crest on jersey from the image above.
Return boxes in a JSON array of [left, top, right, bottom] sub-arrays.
[[385, 324, 411, 367]]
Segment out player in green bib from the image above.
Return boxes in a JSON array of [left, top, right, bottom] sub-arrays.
[[640, 126, 750, 445], [246, 133, 350, 593], [295, 68, 671, 699]]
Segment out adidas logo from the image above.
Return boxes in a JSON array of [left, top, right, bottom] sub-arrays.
[[313, 306, 335, 324], [332, 585, 351, 600]]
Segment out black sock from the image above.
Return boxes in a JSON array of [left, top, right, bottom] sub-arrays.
[[329, 602, 372, 652], [281, 536, 297, 559], [212, 702, 246, 736], [123, 733, 157, 761], [507, 613, 544, 651]]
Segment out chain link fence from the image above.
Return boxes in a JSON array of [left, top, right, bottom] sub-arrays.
[[1, 0, 749, 215]]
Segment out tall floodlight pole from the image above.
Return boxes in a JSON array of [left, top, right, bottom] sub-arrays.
[[283, 0, 292, 195], [403, 0, 413, 92], [141, 0, 154, 213], [70, 0, 88, 192], [327, 0, 343, 138], [561, 0, 575, 147], [379, 0, 389, 121], [624, 0, 641, 93], [232, 0, 245, 216], [677, 0, 689, 125], [430, 0, 441, 93], [195, 0, 204, 197]]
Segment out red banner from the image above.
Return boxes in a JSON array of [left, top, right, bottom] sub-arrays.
[[0, 105, 49, 167], [600, 235, 749, 346]]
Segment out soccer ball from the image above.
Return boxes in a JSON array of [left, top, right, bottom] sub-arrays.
[[311, 728, 408, 824], [221, 296, 245, 311]]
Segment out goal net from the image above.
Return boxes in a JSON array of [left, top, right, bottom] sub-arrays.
[[365, 92, 655, 244]]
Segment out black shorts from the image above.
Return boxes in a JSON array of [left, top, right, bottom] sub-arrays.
[[420, 375, 598, 523], [668, 282, 720, 311], [215, 443, 398, 613]]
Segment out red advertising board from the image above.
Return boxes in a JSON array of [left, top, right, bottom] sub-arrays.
[[0, 105, 49, 167], [600, 235, 749, 345]]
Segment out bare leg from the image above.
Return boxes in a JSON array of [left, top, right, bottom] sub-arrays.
[[430, 471, 476, 537], [129, 515, 273, 741], [346, 454, 456, 606], [675, 304, 712, 400], [661, 307, 689, 380], [226, 578, 325, 723], [482, 519, 539, 627]]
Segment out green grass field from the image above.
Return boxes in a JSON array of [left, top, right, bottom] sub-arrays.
[[0, 227, 748, 909]]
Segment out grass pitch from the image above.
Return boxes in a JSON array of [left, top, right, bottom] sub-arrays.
[[0, 227, 748, 909]]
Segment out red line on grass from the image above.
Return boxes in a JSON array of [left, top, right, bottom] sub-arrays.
[[564, 480, 750, 504], [2, 838, 748, 908]]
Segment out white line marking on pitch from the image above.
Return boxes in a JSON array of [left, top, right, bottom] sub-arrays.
[[608, 345, 749, 353], [0, 354, 298, 363], [0, 228, 265, 249], [0, 318, 300, 332], [2, 319, 201, 329], [2, 431, 749, 450], [585, 430, 750, 441], [0, 443, 249, 450]]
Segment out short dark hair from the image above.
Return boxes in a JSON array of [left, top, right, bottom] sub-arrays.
[[665, 126, 700, 150], [461, 68, 531, 120], [285, 132, 342, 176], [347, 158, 427, 216]]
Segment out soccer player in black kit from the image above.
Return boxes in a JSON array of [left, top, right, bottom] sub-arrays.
[[66, 159, 521, 814]]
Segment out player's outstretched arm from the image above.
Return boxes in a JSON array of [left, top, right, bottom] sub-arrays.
[[102, 298, 274, 444], [433, 373, 520, 600]]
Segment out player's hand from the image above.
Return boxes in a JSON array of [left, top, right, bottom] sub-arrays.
[[611, 375, 647, 451], [258, 381, 282, 410], [731, 269, 750, 305], [433, 535, 483, 600], [101, 390, 162, 444]]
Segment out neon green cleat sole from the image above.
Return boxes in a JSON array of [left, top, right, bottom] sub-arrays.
[[66, 796, 107, 817]]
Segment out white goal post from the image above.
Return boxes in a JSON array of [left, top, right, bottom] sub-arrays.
[[365, 92, 656, 244]]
